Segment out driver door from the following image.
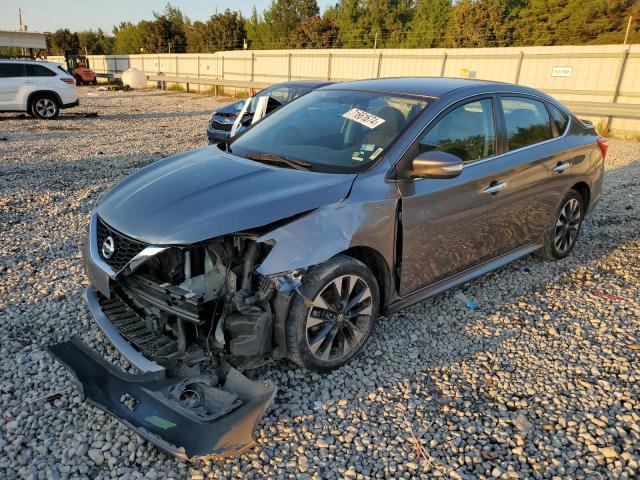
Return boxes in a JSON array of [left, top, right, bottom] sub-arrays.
[[397, 96, 518, 295]]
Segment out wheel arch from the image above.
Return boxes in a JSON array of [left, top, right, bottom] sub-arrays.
[[570, 181, 591, 212], [342, 245, 392, 310], [27, 90, 62, 109]]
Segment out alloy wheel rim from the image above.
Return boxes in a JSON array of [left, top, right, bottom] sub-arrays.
[[36, 99, 56, 117], [554, 198, 581, 254], [305, 274, 372, 362]]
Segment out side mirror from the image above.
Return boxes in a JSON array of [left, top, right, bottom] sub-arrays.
[[411, 151, 464, 179]]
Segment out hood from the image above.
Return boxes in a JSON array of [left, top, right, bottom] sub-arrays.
[[214, 100, 245, 116], [96, 147, 356, 245]]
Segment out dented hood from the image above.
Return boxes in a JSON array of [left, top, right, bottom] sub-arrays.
[[96, 147, 356, 245]]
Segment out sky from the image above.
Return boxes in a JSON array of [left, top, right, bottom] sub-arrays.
[[1, 0, 336, 33]]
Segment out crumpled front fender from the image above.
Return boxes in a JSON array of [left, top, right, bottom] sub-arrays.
[[256, 196, 397, 276]]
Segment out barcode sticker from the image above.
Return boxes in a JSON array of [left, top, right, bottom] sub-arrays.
[[342, 108, 386, 129]]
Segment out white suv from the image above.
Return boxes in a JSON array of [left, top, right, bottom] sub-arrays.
[[0, 60, 79, 119]]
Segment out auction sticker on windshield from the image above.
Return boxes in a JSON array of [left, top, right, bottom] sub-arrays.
[[342, 108, 386, 129]]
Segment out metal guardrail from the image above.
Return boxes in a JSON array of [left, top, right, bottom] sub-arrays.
[[95, 72, 640, 121]]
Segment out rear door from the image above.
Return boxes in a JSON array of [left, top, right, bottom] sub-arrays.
[[0, 62, 26, 110], [496, 95, 573, 246]]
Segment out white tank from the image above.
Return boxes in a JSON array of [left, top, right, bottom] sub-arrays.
[[121, 68, 147, 89]]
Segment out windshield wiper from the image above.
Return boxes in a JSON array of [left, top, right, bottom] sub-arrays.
[[242, 152, 312, 171]]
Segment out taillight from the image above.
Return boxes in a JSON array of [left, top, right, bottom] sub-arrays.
[[60, 77, 74, 84], [597, 137, 608, 159]]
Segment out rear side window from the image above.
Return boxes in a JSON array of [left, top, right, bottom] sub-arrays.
[[501, 97, 553, 150], [548, 104, 570, 136], [25, 64, 56, 77], [0, 63, 25, 78], [419, 98, 495, 162]]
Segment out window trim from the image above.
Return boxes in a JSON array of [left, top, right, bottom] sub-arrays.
[[25, 63, 57, 77], [394, 94, 499, 178], [390, 90, 573, 180], [498, 94, 556, 152], [417, 96, 499, 164]]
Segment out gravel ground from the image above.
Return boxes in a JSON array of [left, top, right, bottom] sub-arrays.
[[1, 86, 638, 480]]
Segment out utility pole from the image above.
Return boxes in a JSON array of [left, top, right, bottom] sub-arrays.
[[19, 8, 27, 55], [623, 15, 633, 45], [18, 8, 26, 31]]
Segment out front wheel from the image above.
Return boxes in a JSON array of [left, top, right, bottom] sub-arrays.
[[537, 189, 584, 261], [31, 94, 60, 119], [286, 255, 379, 372]]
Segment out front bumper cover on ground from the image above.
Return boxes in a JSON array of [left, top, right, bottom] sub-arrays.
[[47, 338, 277, 459]]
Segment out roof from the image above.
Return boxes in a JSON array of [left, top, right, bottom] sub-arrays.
[[0, 31, 47, 50], [325, 77, 501, 98], [275, 80, 334, 88], [0, 59, 59, 66]]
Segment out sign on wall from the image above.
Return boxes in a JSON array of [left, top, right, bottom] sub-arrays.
[[551, 66, 573, 77]]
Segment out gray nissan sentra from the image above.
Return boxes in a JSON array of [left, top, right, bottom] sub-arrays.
[[49, 77, 605, 458]]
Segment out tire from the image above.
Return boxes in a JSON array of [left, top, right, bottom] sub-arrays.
[[286, 255, 379, 372], [91, 78, 98, 85], [537, 189, 584, 261], [30, 94, 60, 120], [74, 75, 83, 85]]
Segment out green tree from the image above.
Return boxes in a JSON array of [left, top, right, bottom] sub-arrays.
[[358, 0, 414, 47], [263, 0, 320, 47], [405, 0, 452, 48], [77, 29, 114, 54], [246, 6, 271, 49], [186, 10, 246, 52], [444, 0, 513, 47], [511, 0, 639, 46], [292, 15, 341, 48], [112, 22, 144, 54], [46, 29, 80, 55]]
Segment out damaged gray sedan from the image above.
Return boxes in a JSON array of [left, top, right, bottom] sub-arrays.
[[49, 77, 605, 459]]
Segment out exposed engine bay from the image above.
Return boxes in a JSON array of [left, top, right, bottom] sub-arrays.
[[49, 231, 299, 459], [108, 236, 281, 375]]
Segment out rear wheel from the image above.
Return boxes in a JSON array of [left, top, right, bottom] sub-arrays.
[[30, 94, 60, 120], [286, 255, 379, 372], [74, 75, 83, 85], [91, 77, 98, 85], [537, 189, 584, 261]]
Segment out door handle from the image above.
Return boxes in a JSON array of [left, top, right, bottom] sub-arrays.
[[483, 181, 506, 195], [553, 162, 570, 173], [24, 80, 35, 84]]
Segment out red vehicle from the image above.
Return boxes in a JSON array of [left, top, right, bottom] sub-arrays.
[[65, 52, 97, 85]]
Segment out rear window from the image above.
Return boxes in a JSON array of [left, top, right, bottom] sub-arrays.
[[25, 64, 57, 77], [501, 97, 554, 150], [548, 104, 570, 136], [0, 63, 25, 78]]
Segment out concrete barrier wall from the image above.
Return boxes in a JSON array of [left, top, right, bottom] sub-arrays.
[[49, 43, 640, 136]]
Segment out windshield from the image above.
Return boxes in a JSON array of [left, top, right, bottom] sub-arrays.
[[229, 89, 430, 173]]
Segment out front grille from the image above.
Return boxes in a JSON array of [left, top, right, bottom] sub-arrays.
[[96, 217, 147, 271], [210, 118, 234, 132]]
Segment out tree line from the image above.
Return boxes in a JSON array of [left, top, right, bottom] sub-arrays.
[[45, 0, 639, 56]]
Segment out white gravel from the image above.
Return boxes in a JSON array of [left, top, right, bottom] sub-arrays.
[[1, 87, 639, 479]]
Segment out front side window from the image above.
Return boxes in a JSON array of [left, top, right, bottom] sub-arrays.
[[501, 97, 553, 150], [25, 64, 56, 77], [229, 89, 430, 173], [418, 99, 495, 162], [0, 63, 25, 78]]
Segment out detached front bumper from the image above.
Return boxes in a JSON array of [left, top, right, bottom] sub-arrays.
[[48, 338, 276, 459]]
